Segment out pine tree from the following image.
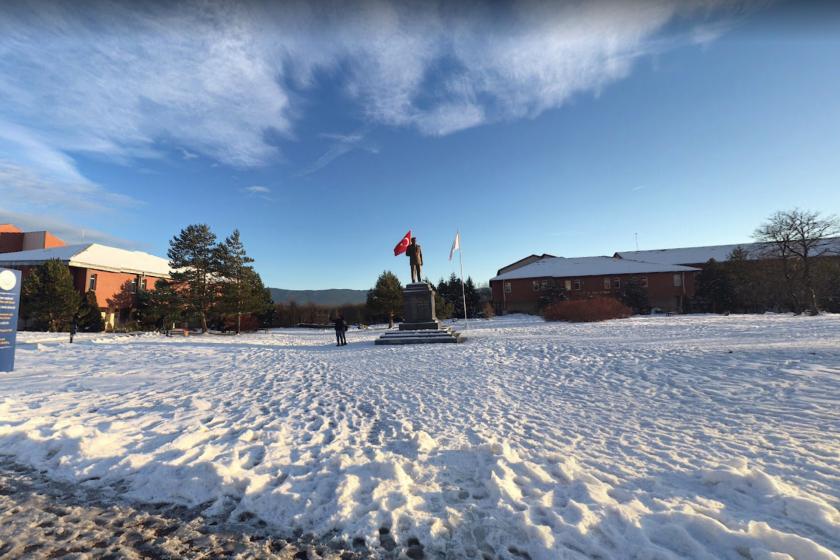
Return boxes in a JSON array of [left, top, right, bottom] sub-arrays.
[[441, 273, 466, 318], [619, 279, 650, 314], [216, 229, 255, 334], [695, 259, 736, 313], [425, 277, 452, 319], [256, 285, 275, 329], [21, 259, 81, 332], [464, 277, 480, 318], [435, 291, 453, 319], [436, 278, 449, 303], [77, 291, 104, 332], [168, 224, 219, 332], [145, 279, 184, 332], [218, 267, 271, 332], [366, 271, 403, 324]]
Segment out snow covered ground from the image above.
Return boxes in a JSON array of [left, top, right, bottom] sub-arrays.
[[1, 314, 838, 559]]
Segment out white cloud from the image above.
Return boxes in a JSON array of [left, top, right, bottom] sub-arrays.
[[301, 128, 379, 176], [179, 148, 199, 160], [0, 159, 139, 213], [242, 185, 274, 201], [0, 0, 753, 191], [0, 2, 291, 168]]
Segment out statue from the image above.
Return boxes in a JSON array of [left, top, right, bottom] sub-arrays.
[[406, 237, 423, 283]]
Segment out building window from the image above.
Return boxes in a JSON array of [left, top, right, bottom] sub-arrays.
[[603, 278, 611, 290], [504, 282, 511, 294], [141, 278, 148, 291], [541, 279, 550, 290], [564, 280, 572, 291], [673, 274, 682, 287], [532, 281, 540, 292], [613, 278, 621, 289], [572, 280, 582, 291], [88, 274, 97, 291], [130, 278, 138, 293], [640, 276, 648, 288]]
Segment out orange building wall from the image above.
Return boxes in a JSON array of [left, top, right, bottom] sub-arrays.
[[44, 232, 65, 248], [74, 267, 165, 309], [0, 224, 22, 233], [12, 265, 164, 310]]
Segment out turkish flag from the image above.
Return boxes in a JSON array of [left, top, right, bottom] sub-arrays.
[[393, 230, 411, 256]]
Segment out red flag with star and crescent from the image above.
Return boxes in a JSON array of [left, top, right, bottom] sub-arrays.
[[393, 230, 411, 256]]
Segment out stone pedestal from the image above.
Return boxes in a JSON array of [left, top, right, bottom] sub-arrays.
[[376, 282, 463, 345], [399, 282, 439, 331]]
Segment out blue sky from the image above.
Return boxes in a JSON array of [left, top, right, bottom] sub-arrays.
[[1, 0, 839, 289]]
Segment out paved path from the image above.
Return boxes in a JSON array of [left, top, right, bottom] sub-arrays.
[[0, 456, 378, 559]]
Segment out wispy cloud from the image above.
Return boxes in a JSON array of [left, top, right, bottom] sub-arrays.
[[300, 129, 379, 176], [0, 209, 141, 248], [0, 159, 139, 213], [242, 185, 274, 201], [0, 119, 142, 213], [0, 0, 754, 196], [179, 148, 199, 160]]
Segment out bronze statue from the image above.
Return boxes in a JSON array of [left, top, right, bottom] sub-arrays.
[[406, 237, 423, 283]]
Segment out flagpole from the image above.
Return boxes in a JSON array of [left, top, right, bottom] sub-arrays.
[[458, 230, 468, 329]]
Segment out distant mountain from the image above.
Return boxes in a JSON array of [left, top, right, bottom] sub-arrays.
[[269, 288, 367, 306]]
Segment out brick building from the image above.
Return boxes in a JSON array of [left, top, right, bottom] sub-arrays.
[[490, 256, 697, 315], [0, 225, 171, 329], [493, 237, 840, 315]]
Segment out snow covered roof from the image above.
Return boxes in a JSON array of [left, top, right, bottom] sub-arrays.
[[0, 243, 171, 277], [496, 253, 556, 276], [490, 256, 698, 281], [614, 237, 840, 265]]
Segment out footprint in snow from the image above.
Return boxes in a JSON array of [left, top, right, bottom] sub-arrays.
[[238, 445, 266, 469]]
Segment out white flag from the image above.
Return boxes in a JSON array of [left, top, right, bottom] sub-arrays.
[[449, 231, 460, 261]]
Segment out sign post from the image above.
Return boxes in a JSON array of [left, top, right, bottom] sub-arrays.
[[0, 268, 22, 372]]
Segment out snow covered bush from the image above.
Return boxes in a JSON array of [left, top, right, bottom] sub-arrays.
[[543, 297, 631, 322]]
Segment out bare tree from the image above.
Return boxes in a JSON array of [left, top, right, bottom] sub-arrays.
[[754, 209, 840, 315], [754, 212, 800, 312]]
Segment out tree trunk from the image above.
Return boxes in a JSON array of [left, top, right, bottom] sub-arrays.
[[801, 258, 820, 315], [201, 311, 208, 333], [237, 311, 241, 335], [781, 258, 800, 314]]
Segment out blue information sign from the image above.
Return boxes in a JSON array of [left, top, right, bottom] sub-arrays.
[[0, 268, 22, 372]]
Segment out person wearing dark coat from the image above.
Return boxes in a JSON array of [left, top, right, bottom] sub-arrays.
[[334, 314, 347, 346]]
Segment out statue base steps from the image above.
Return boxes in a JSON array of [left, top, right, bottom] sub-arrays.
[[375, 325, 463, 345]]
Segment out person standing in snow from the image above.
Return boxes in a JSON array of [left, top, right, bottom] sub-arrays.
[[406, 237, 423, 283], [334, 314, 347, 346]]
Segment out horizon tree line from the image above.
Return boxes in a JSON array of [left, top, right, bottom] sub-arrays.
[[16, 208, 840, 332]]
